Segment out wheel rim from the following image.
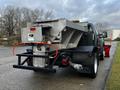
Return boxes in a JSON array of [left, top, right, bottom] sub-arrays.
[[94, 57, 98, 74]]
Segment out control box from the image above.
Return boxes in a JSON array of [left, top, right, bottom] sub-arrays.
[[21, 27, 43, 43]]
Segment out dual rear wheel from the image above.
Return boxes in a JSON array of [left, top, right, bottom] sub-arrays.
[[89, 53, 98, 78]]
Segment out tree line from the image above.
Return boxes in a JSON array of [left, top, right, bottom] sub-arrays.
[[0, 5, 53, 37]]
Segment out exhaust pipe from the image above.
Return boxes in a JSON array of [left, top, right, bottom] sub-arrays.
[[69, 61, 83, 70]]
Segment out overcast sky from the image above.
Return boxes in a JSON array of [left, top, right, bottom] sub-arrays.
[[0, 0, 120, 28]]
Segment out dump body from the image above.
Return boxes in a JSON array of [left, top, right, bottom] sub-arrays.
[[21, 19, 88, 49]]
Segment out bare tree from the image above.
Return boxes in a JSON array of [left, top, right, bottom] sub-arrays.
[[0, 5, 54, 37], [31, 9, 40, 21], [44, 10, 53, 20], [20, 8, 53, 26], [13, 7, 22, 36], [36, 9, 53, 21], [3, 6, 16, 36]]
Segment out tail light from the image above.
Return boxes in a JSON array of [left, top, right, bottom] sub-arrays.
[[30, 27, 36, 32]]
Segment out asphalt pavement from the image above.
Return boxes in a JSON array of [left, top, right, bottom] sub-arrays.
[[0, 42, 117, 90]]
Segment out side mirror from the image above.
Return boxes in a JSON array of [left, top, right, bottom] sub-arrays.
[[98, 31, 107, 38], [102, 31, 107, 38]]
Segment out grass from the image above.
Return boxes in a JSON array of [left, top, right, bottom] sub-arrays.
[[106, 42, 120, 90]]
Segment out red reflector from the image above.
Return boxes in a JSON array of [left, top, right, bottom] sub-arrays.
[[30, 27, 36, 32]]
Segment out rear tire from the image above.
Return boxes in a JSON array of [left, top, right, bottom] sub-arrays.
[[90, 53, 98, 78]]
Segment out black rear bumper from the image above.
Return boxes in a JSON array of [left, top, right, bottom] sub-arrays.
[[13, 65, 56, 73]]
